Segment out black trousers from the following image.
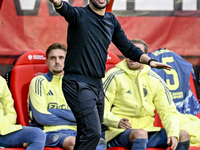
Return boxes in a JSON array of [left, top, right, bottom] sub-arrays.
[[62, 78, 104, 150]]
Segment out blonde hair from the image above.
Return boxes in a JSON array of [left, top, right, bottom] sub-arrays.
[[131, 39, 149, 54]]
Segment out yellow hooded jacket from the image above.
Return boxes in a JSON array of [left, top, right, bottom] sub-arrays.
[[0, 76, 22, 135], [179, 112, 200, 146], [103, 60, 179, 142]]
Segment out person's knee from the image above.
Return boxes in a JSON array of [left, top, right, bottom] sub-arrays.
[[63, 136, 76, 150], [129, 129, 148, 142], [25, 127, 46, 149], [176, 130, 190, 150], [179, 130, 190, 142], [29, 128, 46, 143]]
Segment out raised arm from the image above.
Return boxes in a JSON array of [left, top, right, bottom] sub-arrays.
[[111, 16, 172, 71], [49, 0, 62, 7]]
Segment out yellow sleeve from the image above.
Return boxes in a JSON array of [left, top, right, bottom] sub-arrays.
[[28, 76, 50, 115], [154, 76, 180, 139], [0, 76, 17, 128], [102, 69, 121, 128]]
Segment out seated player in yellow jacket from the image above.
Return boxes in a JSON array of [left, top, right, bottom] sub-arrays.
[[0, 76, 46, 149], [102, 39, 190, 150], [28, 43, 106, 150], [178, 112, 200, 147]]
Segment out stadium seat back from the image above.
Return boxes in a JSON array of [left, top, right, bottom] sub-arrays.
[[2, 50, 63, 149], [106, 51, 121, 72], [9, 50, 48, 126]]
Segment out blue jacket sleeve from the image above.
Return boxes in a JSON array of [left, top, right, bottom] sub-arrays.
[[29, 100, 76, 126], [48, 108, 76, 122]]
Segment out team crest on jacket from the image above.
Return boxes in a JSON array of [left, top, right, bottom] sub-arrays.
[[143, 88, 147, 97]]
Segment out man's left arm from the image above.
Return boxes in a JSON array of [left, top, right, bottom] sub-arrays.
[[47, 109, 76, 122], [112, 17, 172, 70], [153, 77, 180, 139]]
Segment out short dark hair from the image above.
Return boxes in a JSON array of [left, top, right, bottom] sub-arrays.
[[46, 43, 67, 58], [131, 39, 149, 54]]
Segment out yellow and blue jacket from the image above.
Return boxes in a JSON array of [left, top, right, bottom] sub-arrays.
[[28, 71, 76, 133], [102, 60, 179, 142], [0, 76, 22, 135]]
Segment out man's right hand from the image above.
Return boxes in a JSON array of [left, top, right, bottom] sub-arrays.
[[118, 118, 132, 130], [167, 136, 178, 150], [49, 0, 62, 6]]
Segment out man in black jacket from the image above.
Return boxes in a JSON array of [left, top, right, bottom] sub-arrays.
[[49, 0, 172, 149]]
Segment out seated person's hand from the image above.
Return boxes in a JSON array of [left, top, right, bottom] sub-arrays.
[[167, 136, 178, 150], [118, 118, 132, 130]]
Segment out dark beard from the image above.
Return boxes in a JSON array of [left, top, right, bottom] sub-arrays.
[[53, 70, 62, 74], [91, 0, 109, 9]]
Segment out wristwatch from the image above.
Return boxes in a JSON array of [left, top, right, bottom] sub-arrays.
[[148, 58, 157, 66]]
